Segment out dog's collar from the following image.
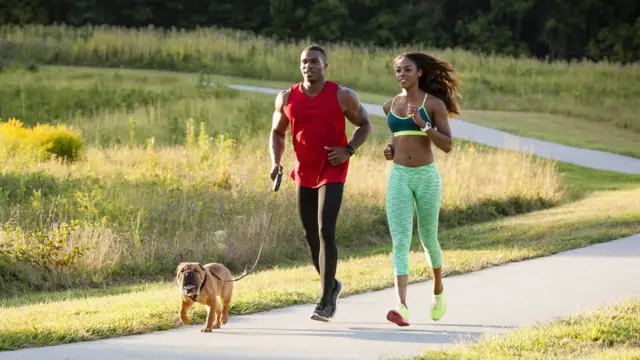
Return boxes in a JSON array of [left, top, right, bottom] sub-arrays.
[[188, 270, 208, 302]]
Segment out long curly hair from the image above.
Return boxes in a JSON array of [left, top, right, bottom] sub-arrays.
[[393, 52, 462, 116]]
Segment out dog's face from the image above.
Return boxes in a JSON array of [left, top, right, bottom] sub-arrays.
[[176, 262, 207, 297]]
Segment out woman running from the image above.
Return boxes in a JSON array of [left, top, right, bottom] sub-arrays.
[[381, 51, 461, 326]]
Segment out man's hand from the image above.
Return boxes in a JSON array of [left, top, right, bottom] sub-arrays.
[[324, 146, 351, 165], [270, 163, 283, 181], [383, 144, 394, 160]]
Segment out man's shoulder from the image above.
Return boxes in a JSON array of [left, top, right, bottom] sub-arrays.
[[336, 84, 358, 98], [277, 88, 291, 98], [278, 82, 303, 99], [275, 87, 293, 111], [337, 85, 360, 110]]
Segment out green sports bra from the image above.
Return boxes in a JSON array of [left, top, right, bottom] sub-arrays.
[[386, 93, 433, 136]]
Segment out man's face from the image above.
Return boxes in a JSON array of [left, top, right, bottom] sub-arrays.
[[300, 50, 327, 82]]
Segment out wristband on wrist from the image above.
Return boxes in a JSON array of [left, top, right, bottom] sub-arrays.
[[346, 144, 355, 156]]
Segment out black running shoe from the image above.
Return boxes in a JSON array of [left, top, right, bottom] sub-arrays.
[[310, 303, 335, 322]]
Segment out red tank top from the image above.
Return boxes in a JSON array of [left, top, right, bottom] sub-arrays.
[[284, 80, 350, 188]]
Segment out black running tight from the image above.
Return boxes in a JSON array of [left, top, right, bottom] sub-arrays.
[[297, 182, 344, 306]]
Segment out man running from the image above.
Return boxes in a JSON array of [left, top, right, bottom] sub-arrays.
[[269, 45, 372, 321]]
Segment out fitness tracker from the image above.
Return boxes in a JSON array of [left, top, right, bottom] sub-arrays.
[[346, 144, 355, 156]]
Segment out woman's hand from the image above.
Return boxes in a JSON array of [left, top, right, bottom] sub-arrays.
[[383, 144, 394, 160], [408, 103, 427, 129]]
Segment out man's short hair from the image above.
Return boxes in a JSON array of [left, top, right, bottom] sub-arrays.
[[302, 45, 327, 62]]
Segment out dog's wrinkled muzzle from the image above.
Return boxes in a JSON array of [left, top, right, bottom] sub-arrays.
[[182, 270, 199, 295]]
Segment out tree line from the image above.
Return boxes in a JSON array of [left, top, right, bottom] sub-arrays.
[[2, 0, 639, 63]]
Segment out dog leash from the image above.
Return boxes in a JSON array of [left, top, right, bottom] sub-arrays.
[[208, 168, 283, 283]]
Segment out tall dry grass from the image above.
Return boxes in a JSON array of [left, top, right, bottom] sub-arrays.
[[1, 24, 639, 132], [0, 65, 562, 293], [0, 129, 563, 293]]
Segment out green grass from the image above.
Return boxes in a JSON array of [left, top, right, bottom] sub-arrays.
[[1, 185, 639, 351], [4, 64, 639, 160], [0, 137, 565, 294], [0, 61, 639, 353], [1, 24, 639, 135], [0, 65, 575, 295], [556, 162, 640, 196], [459, 110, 640, 159], [0, 65, 273, 146], [1, 36, 639, 354], [417, 297, 640, 360]]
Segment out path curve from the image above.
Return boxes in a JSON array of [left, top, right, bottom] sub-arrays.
[[227, 84, 640, 175], [3, 234, 639, 360]]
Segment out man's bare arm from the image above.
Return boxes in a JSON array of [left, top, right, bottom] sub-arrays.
[[270, 90, 289, 170], [339, 87, 372, 151]]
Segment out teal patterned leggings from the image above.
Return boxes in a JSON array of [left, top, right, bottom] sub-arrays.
[[386, 162, 443, 276]]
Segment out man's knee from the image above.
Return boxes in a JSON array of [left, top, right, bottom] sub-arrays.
[[319, 225, 337, 245]]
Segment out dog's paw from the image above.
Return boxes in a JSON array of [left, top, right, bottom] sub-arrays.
[[200, 327, 212, 333], [180, 317, 190, 325], [213, 322, 221, 329]]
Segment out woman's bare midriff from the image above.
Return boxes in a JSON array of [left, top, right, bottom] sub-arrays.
[[393, 135, 434, 167]]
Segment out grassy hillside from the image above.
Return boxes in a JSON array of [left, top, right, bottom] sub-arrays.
[[1, 24, 639, 136], [4, 64, 640, 159], [0, 65, 570, 295]]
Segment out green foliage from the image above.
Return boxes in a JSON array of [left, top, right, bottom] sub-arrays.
[[0, 118, 85, 162], [0, 81, 176, 126], [0, 0, 638, 63], [0, 221, 93, 271], [2, 27, 638, 134], [0, 67, 263, 147], [35, 123, 85, 162]]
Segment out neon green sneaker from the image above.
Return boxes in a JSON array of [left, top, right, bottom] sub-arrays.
[[386, 303, 410, 327], [430, 291, 446, 321]]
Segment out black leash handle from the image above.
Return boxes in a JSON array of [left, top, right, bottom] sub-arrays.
[[208, 168, 282, 283], [272, 169, 283, 192]]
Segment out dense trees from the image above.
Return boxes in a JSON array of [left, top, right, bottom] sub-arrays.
[[2, 0, 639, 63]]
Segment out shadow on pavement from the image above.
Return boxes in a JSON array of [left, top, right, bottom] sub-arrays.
[[213, 326, 483, 345]]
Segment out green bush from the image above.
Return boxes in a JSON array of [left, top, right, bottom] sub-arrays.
[[0, 118, 85, 162], [0, 221, 92, 271]]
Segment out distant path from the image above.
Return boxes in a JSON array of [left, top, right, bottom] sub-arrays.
[[228, 84, 640, 175], [4, 234, 639, 360]]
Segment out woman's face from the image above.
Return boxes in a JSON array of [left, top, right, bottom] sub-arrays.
[[394, 56, 422, 89]]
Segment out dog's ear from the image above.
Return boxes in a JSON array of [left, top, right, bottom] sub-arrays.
[[176, 262, 187, 280], [197, 263, 206, 276]]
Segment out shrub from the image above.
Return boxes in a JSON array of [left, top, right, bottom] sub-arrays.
[[0, 118, 84, 162], [0, 220, 93, 271]]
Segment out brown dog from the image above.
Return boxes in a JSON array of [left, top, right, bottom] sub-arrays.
[[175, 262, 234, 332]]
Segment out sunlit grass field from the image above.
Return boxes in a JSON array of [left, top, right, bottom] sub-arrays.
[[1, 24, 639, 134]]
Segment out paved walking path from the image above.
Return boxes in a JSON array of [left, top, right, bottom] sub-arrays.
[[3, 234, 639, 360], [227, 84, 640, 175]]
